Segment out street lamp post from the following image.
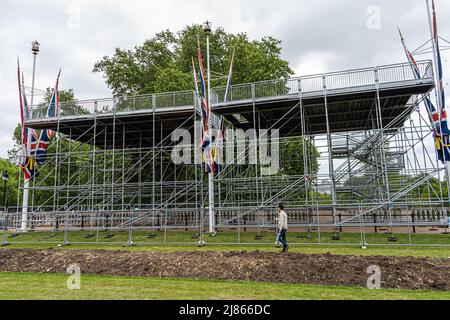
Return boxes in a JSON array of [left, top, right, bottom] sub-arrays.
[[21, 41, 40, 232], [2, 171, 9, 246], [2, 171, 8, 211], [203, 20, 216, 236], [31, 41, 40, 107]]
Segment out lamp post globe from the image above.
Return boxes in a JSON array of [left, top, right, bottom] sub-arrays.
[[1, 171, 8, 183], [2, 171, 8, 211], [1, 170, 9, 243], [31, 41, 40, 55], [203, 20, 212, 34]]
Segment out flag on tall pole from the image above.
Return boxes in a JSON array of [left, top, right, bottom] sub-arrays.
[[192, 58, 200, 98], [427, 0, 450, 163], [432, 0, 446, 113], [18, 58, 26, 152], [399, 28, 443, 134], [197, 37, 214, 173], [223, 51, 235, 103], [33, 69, 61, 164], [214, 51, 235, 172], [17, 58, 36, 181], [22, 73, 40, 176], [22, 72, 40, 156]]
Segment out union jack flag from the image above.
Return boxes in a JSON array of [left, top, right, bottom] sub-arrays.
[[20, 156, 36, 181], [399, 29, 440, 133], [399, 15, 449, 163], [18, 59, 37, 181], [197, 38, 214, 173], [430, 0, 449, 163], [214, 52, 234, 173], [33, 69, 61, 165], [432, 0, 445, 112]]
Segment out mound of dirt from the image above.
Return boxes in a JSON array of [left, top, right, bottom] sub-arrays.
[[0, 249, 449, 291]]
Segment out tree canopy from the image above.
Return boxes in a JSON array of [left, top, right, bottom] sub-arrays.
[[0, 158, 20, 209], [93, 25, 294, 97]]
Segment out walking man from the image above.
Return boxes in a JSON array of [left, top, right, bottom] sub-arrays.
[[278, 203, 289, 253]]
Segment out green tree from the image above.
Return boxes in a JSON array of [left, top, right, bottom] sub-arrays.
[[281, 138, 320, 176], [93, 25, 294, 96], [93, 24, 320, 204], [0, 158, 21, 209], [409, 176, 449, 203]]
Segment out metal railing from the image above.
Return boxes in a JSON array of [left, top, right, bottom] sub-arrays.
[[30, 90, 196, 120], [2, 207, 448, 231], [214, 60, 433, 103], [27, 60, 433, 121]]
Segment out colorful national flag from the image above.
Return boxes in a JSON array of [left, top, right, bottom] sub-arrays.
[[20, 156, 36, 181], [430, 0, 449, 163], [214, 52, 234, 173], [21, 75, 39, 155], [399, 12, 449, 164], [18, 59, 37, 181], [192, 58, 200, 105], [223, 51, 235, 103], [197, 38, 214, 173], [33, 69, 61, 164], [399, 29, 441, 134]]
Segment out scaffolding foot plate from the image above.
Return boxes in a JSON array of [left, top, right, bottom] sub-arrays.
[[332, 234, 341, 241], [58, 243, 71, 247], [123, 242, 136, 247]]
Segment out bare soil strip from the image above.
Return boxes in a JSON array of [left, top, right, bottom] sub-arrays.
[[0, 249, 449, 291]]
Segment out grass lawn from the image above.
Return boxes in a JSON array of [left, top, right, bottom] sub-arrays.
[[1, 230, 450, 258], [1, 231, 449, 300], [3, 229, 450, 246], [0, 272, 448, 300]]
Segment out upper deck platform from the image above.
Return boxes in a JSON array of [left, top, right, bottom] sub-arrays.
[[211, 60, 434, 135], [25, 60, 434, 147]]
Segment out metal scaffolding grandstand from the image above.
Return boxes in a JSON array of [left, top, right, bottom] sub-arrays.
[[4, 59, 450, 245]]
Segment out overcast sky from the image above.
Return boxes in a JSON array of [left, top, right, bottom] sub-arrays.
[[0, 0, 449, 158]]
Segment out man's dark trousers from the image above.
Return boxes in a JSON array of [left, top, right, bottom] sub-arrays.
[[279, 229, 288, 252]]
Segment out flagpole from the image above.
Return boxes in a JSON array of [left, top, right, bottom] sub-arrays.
[[425, 0, 450, 196], [426, 0, 441, 112], [203, 21, 215, 235], [21, 41, 40, 232]]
